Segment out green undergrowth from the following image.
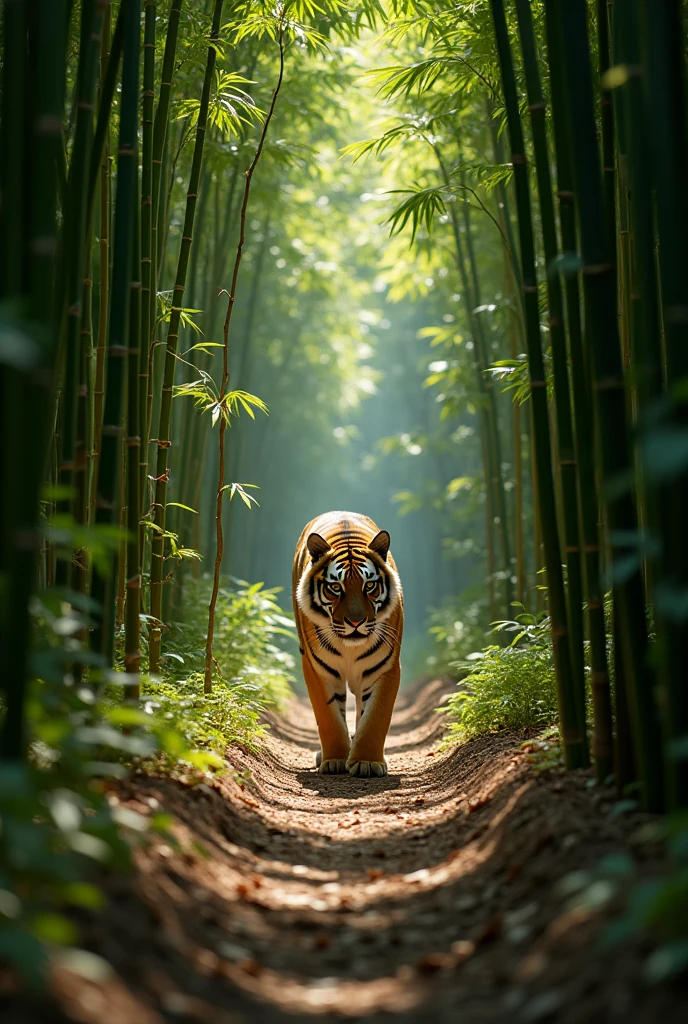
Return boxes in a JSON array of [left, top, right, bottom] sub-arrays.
[[441, 612, 560, 742], [1, 574, 296, 985]]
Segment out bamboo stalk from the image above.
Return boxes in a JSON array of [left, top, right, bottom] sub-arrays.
[[640, 0, 688, 808], [0, 0, 68, 759], [433, 146, 512, 617], [149, 0, 225, 672], [204, 26, 285, 693], [57, 0, 106, 586], [490, 0, 583, 769], [514, 0, 589, 767], [544, 0, 614, 783], [125, 184, 142, 695], [91, 0, 141, 665], [550, 0, 664, 809], [91, 3, 113, 517]]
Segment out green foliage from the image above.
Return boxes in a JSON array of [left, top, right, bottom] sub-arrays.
[[165, 576, 296, 707], [442, 614, 559, 741], [173, 370, 269, 425]]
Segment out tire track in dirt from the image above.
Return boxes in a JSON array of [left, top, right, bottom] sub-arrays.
[[7, 680, 686, 1023]]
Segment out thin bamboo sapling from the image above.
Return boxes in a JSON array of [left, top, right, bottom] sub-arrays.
[[203, 24, 287, 694]]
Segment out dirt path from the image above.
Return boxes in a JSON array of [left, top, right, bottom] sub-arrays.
[[8, 680, 687, 1022]]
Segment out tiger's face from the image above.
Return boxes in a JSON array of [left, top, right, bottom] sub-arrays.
[[299, 529, 398, 646]]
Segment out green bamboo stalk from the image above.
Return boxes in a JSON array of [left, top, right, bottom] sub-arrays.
[[490, 0, 583, 769], [205, 26, 285, 694], [0, 0, 68, 759], [0, 0, 27, 300], [142, 0, 184, 530], [640, 0, 688, 808], [149, 0, 224, 673], [514, 0, 589, 767], [90, 2, 113, 516], [91, 0, 141, 665], [461, 196, 514, 614], [550, 0, 664, 809], [598, 0, 616, 286], [86, 0, 123, 243], [614, 0, 663, 408], [138, 0, 157, 521], [433, 147, 513, 615], [125, 185, 142, 696], [57, 0, 105, 583], [544, 0, 614, 783]]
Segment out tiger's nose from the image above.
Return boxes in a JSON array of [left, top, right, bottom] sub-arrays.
[[345, 617, 365, 628]]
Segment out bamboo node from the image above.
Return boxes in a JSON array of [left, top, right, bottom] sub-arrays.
[[582, 263, 613, 276], [563, 545, 580, 553], [530, 379, 547, 388], [101, 425, 122, 437], [511, 153, 527, 165], [126, 436, 141, 447], [521, 284, 538, 294], [594, 377, 623, 391], [527, 101, 546, 112], [156, 440, 173, 449], [110, 345, 128, 357], [556, 190, 574, 199], [126, 574, 143, 589], [590, 672, 609, 684], [36, 114, 62, 134]]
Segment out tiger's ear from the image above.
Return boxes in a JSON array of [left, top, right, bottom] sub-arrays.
[[307, 532, 331, 562], [369, 530, 390, 562]]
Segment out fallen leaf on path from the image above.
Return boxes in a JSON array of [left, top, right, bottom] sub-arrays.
[[239, 796, 259, 809], [313, 934, 331, 950], [417, 952, 454, 973], [414, 795, 425, 805], [239, 959, 262, 977], [367, 869, 384, 881]]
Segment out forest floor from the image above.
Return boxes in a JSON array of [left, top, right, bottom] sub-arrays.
[[6, 679, 688, 1023]]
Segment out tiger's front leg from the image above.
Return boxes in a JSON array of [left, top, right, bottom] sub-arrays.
[[347, 662, 400, 778], [301, 655, 351, 774]]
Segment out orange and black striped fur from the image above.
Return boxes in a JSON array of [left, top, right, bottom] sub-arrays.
[[292, 511, 403, 777]]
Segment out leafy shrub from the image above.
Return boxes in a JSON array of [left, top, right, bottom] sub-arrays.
[[163, 576, 295, 707], [443, 615, 559, 740]]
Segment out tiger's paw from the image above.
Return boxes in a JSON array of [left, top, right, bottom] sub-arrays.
[[347, 758, 387, 778], [318, 757, 349, 775]]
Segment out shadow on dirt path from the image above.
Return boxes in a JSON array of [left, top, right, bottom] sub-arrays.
[[6, 680, 687, 1023]]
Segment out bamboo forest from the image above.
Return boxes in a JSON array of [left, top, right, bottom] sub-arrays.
[[3, 0, 688, 1019]]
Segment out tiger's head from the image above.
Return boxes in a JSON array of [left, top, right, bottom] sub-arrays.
[[297, 529, 400, 646]]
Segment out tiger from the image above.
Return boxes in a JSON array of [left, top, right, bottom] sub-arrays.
[[292, 511, 403, 777]]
